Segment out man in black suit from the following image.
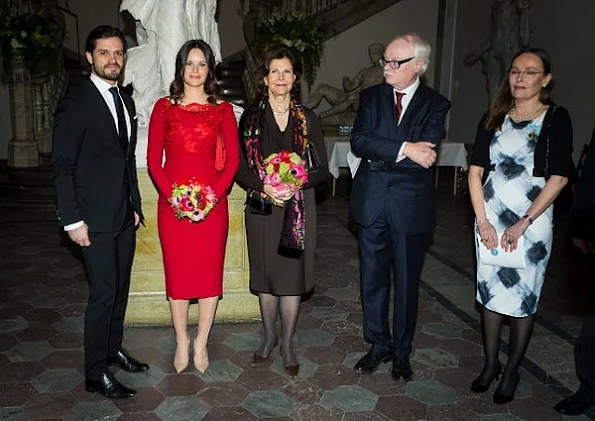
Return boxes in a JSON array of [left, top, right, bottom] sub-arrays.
[[52, 25, 148, 399], [350, 33, 451, 381], [554, 131, 595, 415]]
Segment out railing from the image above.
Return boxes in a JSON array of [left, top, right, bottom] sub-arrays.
[[32, 51, 68, 156], [263, 0, 349, 16]]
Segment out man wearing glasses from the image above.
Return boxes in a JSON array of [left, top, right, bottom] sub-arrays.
[[350, 33, 451, 381]]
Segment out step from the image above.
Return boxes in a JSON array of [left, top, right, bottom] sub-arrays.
[[217, 67, 245, 78], [219, 86, 246, 98], [216, 78, 245, 88]]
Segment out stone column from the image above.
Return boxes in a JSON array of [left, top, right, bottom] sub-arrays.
[[7, 53, 39, 168]]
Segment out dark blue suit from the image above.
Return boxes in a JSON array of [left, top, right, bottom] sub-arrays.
[[350, 82, 450, 358]]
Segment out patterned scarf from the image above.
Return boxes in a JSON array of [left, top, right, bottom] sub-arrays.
[[242, 98, 308, 256]]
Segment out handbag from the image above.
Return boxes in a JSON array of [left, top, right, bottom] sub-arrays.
[[303, 141, 321, 173], [245, 189, 271, 215], [476, 233, 526, 269]]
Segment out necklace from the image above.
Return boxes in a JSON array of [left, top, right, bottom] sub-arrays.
[[272, 108, 289, 116], [269, 99, 290, 116], [510, 102, 543, 121]]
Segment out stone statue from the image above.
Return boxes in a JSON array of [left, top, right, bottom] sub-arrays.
[[305, 43, 385, 125], [120, 0, 222, 126], [464, 0, 530, 103]]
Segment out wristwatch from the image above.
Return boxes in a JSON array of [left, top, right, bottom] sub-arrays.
[[522, 214, 534, 225]]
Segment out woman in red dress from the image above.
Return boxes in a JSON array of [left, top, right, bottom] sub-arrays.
[[147, 40, 239, 374]]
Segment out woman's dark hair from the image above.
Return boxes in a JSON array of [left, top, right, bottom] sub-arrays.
[[85, 25, 126, 54], [169, 39, 220, 105], [485, 47, 555, 131], [256, 44, 303, 98]]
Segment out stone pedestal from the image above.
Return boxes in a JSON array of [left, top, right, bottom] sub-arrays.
[[125, 169, 260, 325]]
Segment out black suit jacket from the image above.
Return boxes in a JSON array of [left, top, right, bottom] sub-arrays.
[[52, 78, 143, 232], [569, 128, 595, 242], [349, 83, 451, 233]]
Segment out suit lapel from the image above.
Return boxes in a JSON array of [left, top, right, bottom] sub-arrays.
[[399, 84, 428, 130], [85, 79, 119, 143], [121, 95, 136, 158]]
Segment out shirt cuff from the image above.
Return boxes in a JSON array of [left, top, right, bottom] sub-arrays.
[[396, 142, 408, 163], [64, 221, 84, 231]]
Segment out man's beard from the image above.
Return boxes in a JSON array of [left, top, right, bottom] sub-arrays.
[[93, 63, 121, 81]]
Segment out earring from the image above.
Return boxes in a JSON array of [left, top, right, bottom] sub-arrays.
[[542, 84, 547, 88]]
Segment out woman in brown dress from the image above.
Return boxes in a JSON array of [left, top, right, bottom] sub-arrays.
[[236, 45, 329, 376]]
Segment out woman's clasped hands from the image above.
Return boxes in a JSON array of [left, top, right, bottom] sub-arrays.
[[264, 183, 297, 206], [478, 219, 530, 253]]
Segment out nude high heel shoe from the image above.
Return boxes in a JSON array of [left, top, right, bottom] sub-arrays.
[[193, 337, 209, 374], [174, 335, 190, 374]]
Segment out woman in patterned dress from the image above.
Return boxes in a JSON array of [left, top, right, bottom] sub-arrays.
[[468, 48, 573, 403]]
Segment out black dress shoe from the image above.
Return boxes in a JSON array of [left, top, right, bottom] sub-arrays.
[[391, 357, 413, 381], [353, 349, 392, 373], [108, 350, 150, 373], [554, 392, 595, 415], [85, 372, 136, 399]]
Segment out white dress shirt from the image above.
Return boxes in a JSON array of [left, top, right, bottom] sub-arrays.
[[396, 77, 421, 162], [64, 73, 132, 231]]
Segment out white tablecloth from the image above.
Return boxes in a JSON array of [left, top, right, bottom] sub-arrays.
[[324, 137, 468, 179]]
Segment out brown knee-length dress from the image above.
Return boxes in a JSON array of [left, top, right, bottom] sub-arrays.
[[236, 103, 329, 296]]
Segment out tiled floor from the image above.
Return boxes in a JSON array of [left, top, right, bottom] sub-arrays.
[[0, 176, 593, 420]]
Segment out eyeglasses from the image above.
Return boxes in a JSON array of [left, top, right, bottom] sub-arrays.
[[379, 56, 414, 69], [509, 68, 545, 78]]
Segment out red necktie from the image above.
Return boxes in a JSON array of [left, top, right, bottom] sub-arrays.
[[395, 92, 405, 124]]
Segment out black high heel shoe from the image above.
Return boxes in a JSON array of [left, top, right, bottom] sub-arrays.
[[252, 336, 278, 367], [280, 346, 299, 377], [493, 371, 520, 404], [470, 363, 502, 393]]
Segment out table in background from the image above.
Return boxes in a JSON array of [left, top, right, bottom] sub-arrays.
[[324, 137, 468, 195]]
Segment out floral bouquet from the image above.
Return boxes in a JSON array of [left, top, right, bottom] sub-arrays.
[[169, 178, 217, 222], [262, 150, 309, 201]]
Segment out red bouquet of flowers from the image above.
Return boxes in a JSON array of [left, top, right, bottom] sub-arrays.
[[262, 150, 309, 199], [169, 178, 217, 222]]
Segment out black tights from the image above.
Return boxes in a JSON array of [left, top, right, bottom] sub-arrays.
[[255, 293, 301, 366], [477, 308, 535, 395]]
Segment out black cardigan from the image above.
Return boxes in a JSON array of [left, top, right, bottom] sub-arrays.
[[469, 105, 574, 179]]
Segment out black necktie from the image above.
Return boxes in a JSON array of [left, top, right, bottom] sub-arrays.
[[395, 92, 405, 124], [108, 87, 128, 153]]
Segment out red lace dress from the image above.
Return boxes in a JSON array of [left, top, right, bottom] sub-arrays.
[[147, 98, 240, 299]]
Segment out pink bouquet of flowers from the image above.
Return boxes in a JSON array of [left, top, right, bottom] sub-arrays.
[[169, 178, 217, 222], [263, 150, 309, 198]]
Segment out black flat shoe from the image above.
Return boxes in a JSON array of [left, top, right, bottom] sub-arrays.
[[470, 364, 502, 393], [108, 350, 150, 373], [354, 349, 392, 374], [391, 357, 413, 381], [554, 392, 595, 415], [85, 372, 136, 399]]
